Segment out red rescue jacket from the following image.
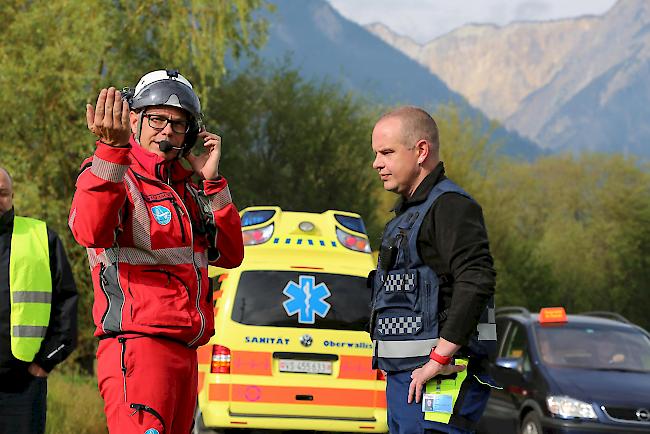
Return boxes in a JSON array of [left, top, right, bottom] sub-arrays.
[[69, 138, 244, 347]]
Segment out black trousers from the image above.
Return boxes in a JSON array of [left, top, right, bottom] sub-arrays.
[[0, 376, 47, 434]]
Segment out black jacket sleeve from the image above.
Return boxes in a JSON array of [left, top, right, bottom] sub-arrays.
[[432, 193, 496, 346], [33, 229, 78, 372]]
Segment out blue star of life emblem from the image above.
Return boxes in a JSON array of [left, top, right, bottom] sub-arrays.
[[282, 276, 331, 324]]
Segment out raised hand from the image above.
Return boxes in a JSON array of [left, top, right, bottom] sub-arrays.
[[86, 87, 131, 147]]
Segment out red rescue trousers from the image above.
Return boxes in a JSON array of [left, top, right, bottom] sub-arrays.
[[97, 335, 198, 434]]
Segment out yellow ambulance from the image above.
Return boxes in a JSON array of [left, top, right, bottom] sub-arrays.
[[194, 206, 388, 433]]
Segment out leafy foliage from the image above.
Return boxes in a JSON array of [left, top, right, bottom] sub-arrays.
[[206, 63, 381, 236]]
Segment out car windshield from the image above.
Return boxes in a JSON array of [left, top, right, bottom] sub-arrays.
[[534, 323, 650, 372], [231, 271, 370, 331]]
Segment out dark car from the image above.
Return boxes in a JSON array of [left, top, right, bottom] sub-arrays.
[[477, 307, 650, 434]]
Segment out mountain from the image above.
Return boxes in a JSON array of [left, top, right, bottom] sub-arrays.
[[366, 19, 599, 122], [367, 0, 650, 158], [251, 0, 542, 159]]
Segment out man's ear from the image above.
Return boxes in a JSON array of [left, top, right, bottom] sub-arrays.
[[416, 139, 429, 164], [129, 111, 139, 135]]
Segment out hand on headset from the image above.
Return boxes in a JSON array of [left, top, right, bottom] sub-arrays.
[[86, 87, 131, 147], [185, 128, 222, 180]]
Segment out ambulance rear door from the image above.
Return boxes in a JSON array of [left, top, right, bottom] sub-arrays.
[[227, 270, 380, 420]]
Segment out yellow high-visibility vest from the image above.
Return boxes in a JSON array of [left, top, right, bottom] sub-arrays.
[[9, 216, 52, 362]]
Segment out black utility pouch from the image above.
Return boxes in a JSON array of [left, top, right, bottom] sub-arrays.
[[378, 245, 397, 272]]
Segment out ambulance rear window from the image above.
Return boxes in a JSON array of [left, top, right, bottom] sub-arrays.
[[231, 271, 370, 331]]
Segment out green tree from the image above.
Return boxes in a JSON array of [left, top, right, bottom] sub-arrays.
[[205, 63, 383, 240], [511, 154, 650, 327], [484, 152, 650, 329]]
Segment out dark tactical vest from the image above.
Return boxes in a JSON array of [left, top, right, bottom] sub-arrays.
[[371, 179, 497, 372]]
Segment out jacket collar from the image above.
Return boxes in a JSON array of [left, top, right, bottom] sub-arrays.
[[0, 207, 14, 234], [128, 136, 193, 184], [393, 161, 446, 215]]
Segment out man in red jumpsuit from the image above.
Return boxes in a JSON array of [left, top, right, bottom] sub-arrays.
[[69, 70, 244, 434]]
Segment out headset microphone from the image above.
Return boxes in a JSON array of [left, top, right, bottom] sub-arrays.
[[159, 140, 183, 153]]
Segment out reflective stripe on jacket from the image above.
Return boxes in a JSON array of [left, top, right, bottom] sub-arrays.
[[10, 216, 52, 362]]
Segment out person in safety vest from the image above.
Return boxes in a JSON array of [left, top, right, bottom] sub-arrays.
[[0, 167, 78, 434], [69, 70, 244, 434], [369, 106, 498, 434]]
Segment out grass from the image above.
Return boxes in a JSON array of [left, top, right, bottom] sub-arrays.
[[46, 372, 107, 434]]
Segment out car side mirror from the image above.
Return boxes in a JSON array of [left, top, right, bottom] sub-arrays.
[[496, 357, 523, 371]]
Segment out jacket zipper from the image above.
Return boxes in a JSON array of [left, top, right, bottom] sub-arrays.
[[168, 186, 205, 347], [99, 264, 111, 330], [142, 269, 191, 299], [424, 282, 431, 332], [133, 175, 206, 347], [119, 337, 128, 402], [171, 192, 205, 347], [172, 201, 186, 244]]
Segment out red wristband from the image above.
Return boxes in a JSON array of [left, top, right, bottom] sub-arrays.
[[429, 348, 452, 365]]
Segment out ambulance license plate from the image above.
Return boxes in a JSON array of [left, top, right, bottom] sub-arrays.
[[279, 359, 332, 375]]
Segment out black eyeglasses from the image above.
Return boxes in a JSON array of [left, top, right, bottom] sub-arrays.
[[143, 113, 190, 134]]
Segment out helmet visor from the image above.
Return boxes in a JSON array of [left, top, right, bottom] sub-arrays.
[[130, 80, 201, 119]]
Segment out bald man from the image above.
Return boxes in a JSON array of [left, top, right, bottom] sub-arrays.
[[369, 107, 497, 434], [0, 167, 78, 434]]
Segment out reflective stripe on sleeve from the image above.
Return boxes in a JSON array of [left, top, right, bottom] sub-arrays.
[[209, 186, 232, 211], [13, 325, 48, 338], [91, 156, 129, 183]]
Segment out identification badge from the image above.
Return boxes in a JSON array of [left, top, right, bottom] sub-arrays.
[[422, 393, 454, 413]]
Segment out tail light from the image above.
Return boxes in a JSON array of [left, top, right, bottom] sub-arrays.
[[242, 224, 274, 245], [210, 345, 231, 373], [336, 228, 371, 253], [376, 369, 386, 381]]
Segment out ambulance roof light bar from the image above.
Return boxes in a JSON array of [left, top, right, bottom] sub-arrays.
[[241, 209, 276, 227], [334, 214, 367, 235]]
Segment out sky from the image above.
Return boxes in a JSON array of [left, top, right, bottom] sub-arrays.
[[326, 0, 619, 43]]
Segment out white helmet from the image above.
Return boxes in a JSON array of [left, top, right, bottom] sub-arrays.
[[124, 69, 202, 155]]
